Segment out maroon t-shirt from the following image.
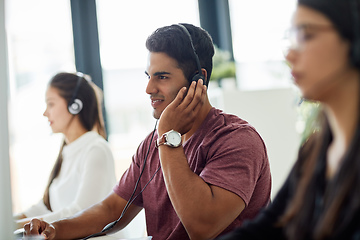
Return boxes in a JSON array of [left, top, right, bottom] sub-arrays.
[[113, 107, 271, 240]]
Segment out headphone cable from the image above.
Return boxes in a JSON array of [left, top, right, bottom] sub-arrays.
[[82, 120, 158, 240]]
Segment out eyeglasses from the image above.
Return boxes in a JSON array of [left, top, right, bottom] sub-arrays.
[[282, 24, 334, 54]]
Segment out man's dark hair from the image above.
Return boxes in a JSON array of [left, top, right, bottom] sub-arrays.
[[145, 23, 215, 86]]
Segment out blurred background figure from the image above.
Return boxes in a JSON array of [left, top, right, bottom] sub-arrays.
[[217, 0, 360, 239], [14, 72, 116, 229]]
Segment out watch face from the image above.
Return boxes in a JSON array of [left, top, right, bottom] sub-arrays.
[[167, 131, 181, 146]]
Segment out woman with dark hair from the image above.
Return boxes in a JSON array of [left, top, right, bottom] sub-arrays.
[[217, 0, 360, 239], [14, 72, 116, 229]]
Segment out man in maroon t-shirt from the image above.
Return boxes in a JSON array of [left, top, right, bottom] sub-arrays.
[[24, 23, 271, 240]]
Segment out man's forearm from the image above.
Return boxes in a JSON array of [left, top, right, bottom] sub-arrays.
[[159, 146, 245, 240], [50, 191, 130, 240], [50, 201, 117, 240]]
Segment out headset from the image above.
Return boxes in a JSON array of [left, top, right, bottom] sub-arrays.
[[177, 24, 206, 84], [68, 72, 84, 115], [351, 0, 360, 68]]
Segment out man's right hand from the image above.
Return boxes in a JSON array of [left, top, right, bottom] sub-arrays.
[[24, 218, 56, 240]]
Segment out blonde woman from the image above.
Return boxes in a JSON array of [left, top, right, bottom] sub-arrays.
[[14, 72, 116, 229]]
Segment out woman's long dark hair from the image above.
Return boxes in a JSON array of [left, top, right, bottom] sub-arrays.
[[279, 0, 360, 237], [279, 88, 360, 240], [42, 72, 106, 211]]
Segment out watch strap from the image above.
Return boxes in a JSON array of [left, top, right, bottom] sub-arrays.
[[156, 134, 166, 147]]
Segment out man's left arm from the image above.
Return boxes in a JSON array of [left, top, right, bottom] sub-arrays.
[[158, 145, 246, 240]]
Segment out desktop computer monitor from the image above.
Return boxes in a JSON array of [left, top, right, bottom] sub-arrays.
[[1, 0, 16, 238]]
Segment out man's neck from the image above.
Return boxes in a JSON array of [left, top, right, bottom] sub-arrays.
[[183, 98, 212, 142]]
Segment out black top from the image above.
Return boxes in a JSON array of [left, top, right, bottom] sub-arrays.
[[216, 144, 360, 240]]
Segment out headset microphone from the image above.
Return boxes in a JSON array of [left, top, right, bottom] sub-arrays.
[[177, 24, 206, 84], [68, 72, 84, 115]]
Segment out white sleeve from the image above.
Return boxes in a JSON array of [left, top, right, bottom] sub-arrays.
[[23, 199, 51, 217], [38, 142, 116, 222]]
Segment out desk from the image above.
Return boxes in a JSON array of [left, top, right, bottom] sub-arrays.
[[92, 236, 151, 240], [17, 236, 151, 240], [14, 229, 151, 240], [14, 230, 151, 240]]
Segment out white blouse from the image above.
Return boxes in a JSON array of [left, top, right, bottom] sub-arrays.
[[23, 131, 116, 222]]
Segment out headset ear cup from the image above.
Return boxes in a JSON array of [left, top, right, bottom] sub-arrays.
[[190, 72, 205, 83], [191, 73, 208, 87], [68, 98, 83, 115]]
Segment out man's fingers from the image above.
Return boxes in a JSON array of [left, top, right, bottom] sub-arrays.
[[180, 81, 197, 107], [42, 230, 51, 239], [27, 218, 42, 234], [24, 218, 49, 238], [171, 86, 187, 107], [23, 222, 30, 234], [183, 79, 204, 111], [192, 84, 206, 114]]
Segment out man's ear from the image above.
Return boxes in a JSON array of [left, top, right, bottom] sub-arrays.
[[202, 68, 208, 86]]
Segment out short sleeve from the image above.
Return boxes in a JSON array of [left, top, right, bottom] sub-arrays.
[[200, 126, 268, 206]]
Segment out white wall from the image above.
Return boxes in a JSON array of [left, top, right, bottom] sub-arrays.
[[209, 87, 301, 198], [0, 0, 15, 238]]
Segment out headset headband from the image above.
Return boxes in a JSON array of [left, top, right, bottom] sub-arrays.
[[177, 24, 204, 81]]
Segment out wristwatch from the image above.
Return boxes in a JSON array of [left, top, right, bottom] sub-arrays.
[[156, 130, 182, 148]]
